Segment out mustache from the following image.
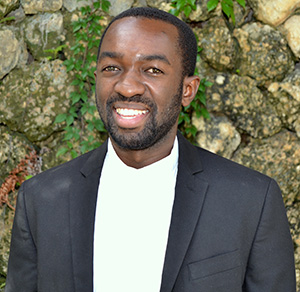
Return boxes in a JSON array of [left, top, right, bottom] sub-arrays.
[[106, 93, 156, 109]]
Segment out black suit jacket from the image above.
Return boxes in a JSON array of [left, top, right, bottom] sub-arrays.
[[5, 133, 296, 291]]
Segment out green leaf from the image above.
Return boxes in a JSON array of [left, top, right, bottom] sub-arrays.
[[231, 11, 236, 25], [56, 147, 69, 157], [176, 0, 186, 10], [199, 83, 206, 92], [69, 106, 78, 117], [93, 1, 100, 9], [70, 149, 78, 159], [186, 0, 196, 6], [184, 5, 192, 18], [73, 128, 80, 141], [0, 16, 16, 23], [73, 22, 82, 33], [87, 123, 94, 132], [223, 0, 234, 7], [94, 119, 106, 132], [236, 0, 246, 8], [66, 115, 74, 126], [221, 1, 233, 18], [80, 143, 88, 154], [81, 6, 87, 15], [169, 8, 179, 16], [92, 141, 101, 149], [204, 81, 213, 87], [71, 79, 80, 86], [71, 93, 81, 104], [101, 0, 111, 12], [207, 0, 219, 12], [66, 141, 73, 149], [87, 105, 96, 115], [64, 131, 74, 141], [196, 92, 206, 104], [200, 108, 211, 119], [55, 113, 67, 123]]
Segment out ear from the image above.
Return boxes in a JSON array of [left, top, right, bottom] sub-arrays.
[[181, 75, 200, 107], [94, 70, 97, 78]]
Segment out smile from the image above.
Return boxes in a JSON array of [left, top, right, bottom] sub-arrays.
[[115, 108, 149, 119]]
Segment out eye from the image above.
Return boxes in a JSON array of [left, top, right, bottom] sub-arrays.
[[102, 66, 120, 72], [146, 67, 164, 75]]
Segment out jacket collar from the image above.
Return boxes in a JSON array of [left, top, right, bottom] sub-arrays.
[[70, 134, 208, 292], [69, 141, 108, 292], [160, 132, 208, 292]]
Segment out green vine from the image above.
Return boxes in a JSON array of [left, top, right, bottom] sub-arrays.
[[55, 0, 110, 158], [169, 0, 197, 18], [207, 0, 246, 25], [44, 44, 67, 60], [0, 16, 15, 24], [170, 1, 213, 143]]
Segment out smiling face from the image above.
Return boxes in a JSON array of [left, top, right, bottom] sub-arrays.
[[95, 17, 192, 151]]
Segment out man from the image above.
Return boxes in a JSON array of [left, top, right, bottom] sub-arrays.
[[5, 7, 296, 292]]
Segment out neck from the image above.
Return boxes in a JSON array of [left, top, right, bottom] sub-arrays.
[[110, 130, 177, 169]]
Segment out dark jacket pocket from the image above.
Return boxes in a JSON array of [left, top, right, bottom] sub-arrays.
[[188, 250, 242, 290]]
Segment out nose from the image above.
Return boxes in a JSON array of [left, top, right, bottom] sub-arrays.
[[114, 69, 146, 98]]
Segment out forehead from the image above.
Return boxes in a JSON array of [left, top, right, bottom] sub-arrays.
[[100, 17, 180, 59]]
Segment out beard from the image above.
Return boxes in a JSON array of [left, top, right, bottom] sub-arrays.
[[96, 84, 183, 150]]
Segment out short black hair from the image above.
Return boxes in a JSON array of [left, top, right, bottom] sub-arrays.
[[97, 7, 198, 77]]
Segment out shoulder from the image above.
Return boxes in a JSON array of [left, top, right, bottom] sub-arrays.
[[23, 141, 107, 193], [178, 132, 275, 196]]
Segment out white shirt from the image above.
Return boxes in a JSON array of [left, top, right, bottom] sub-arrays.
[[93, 138, 179, 292]]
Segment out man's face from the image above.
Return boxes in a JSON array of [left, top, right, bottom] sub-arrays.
[[95, 17, 185, 150]]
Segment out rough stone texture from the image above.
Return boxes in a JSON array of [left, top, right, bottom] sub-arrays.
[[287, 203, 300, 289], [0, 126, 34, 183], [268, 68, 300, 138], [193, 113, 241, 159], [206, 73, 282, 138], [247, 0, 300, 26], [188, 0, 222, 22], [22, 12, 64, 60], [0, 126, 30, 283], [282, 15, 300, 58], [233, 130, 300, 286], [20, 0, 62, 14], [234, 22, 294, 86], [37, 113, 107, 172], [6, 5, 25, 23], [0, 60, 72, 142], [0, 0, 19, 19], [109, 0, 134, 16], [233, 130, 300, 206], [0, 203, 14, 287], [196, 17, 237, 71], [63, 0, 93, 12], [0, 27, 21, 79]]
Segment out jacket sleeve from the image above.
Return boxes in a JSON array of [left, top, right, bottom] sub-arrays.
[[243, 179, 296, 292], [5, 183, 37, 292]]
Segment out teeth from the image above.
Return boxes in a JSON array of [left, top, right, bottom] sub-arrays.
[[116, 108, 148, 117]]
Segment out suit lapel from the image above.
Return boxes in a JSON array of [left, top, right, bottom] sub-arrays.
[[160, 133, 209, 292], [69, 141, 108, 292], [68, 135, 207, 292]]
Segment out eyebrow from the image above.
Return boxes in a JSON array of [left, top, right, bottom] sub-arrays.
[[98, 51, 123, 61], [99, 51, 171, 65]]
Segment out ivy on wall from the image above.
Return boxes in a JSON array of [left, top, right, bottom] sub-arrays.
[[207, 0, 246, 24], [55, 0, 110, 158], [169, 0, 212, 143]]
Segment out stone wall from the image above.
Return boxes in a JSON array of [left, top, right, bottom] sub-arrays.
[[0, 0, 300, 289]]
